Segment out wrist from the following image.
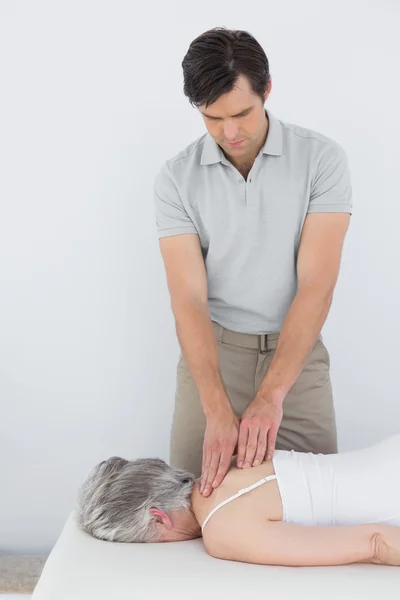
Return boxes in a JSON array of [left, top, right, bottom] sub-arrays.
[[255, 385, 286, 406], [202, 393, 232, 420]]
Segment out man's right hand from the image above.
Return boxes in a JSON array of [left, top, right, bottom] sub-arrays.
[[200, 406, 240, 497]]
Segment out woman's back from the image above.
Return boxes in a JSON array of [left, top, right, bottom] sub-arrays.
[[192, 433, 400, 540], [273, 433, 400, 527], [191, 458, 283, 538]]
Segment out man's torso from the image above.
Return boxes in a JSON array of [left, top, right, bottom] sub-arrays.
[[154, 110, 352, 333]]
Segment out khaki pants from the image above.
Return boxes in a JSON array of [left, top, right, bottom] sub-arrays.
[[170, 321, 337, 478]]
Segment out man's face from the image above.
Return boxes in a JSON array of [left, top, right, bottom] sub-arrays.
[[199, 74, 272, 160]]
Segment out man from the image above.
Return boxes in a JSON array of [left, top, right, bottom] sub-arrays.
[[154, 28, 352, 499]]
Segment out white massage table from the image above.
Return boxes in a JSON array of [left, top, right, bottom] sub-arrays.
[[32, 512, 400, 599]]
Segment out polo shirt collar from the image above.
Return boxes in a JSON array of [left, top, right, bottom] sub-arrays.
[[262, 109, 283, 156], [201, 108, 283, 166], [201, 132, 223, 165]]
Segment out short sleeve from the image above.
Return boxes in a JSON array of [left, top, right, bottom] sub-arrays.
[[153, 163, 198, 238], [308, 142, 353, 214]]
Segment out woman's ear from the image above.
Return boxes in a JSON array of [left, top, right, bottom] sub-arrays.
[[150, 508, 173, 528]]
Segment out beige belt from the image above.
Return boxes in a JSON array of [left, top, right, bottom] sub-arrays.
[[212, 321, 279, 354]]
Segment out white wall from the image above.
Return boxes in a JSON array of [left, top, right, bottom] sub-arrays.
[[0, 0, 399, 554]]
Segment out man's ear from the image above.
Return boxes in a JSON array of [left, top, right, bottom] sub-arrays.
[[264, 79, 272, 102]]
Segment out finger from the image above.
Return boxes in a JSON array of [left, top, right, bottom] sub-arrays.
[[252, 425, 268, 466], [236, 420, 249, 468], [243, 421, 260, 467], [211, 446, 234, 489], [202, 450, 220, 496], [200, 446, 211, 493], [266, 426, 278, 461]]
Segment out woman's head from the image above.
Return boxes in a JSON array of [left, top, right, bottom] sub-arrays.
[[75, 456, 200, 543]]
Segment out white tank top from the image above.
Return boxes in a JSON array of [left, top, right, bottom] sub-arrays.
[[201, 434, 400, 532]]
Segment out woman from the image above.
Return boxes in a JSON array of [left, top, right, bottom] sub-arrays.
[[76, 433, 400, 567]]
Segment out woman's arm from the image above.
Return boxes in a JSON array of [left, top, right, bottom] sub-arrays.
[[203, 519, 400, 567]]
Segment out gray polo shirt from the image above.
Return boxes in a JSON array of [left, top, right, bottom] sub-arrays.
[[154, 109, 352, 334]]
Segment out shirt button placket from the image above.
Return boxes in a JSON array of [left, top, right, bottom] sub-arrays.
[[237, 178, 246, 205], [246, 176, 255, 207]]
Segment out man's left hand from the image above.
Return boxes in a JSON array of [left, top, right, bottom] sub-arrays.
[[236, 395, 283, 468]]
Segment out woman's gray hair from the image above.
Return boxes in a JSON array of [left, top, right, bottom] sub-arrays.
[[75, 456, 195, 543]]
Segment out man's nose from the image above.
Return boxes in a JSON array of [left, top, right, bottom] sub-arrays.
[[223, 121, 239, 141]]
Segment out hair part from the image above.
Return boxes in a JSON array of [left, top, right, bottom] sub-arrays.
[[182, 27, 271, 108], [75, 456, 195, 543]]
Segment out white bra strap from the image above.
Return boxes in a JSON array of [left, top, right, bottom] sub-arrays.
[[201, 474, 277, 533]]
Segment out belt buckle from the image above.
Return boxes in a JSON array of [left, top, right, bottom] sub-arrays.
[[258, 334, 268, 354]]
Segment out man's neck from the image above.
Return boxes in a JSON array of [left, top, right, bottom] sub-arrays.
[[224, 115, 269, 178]]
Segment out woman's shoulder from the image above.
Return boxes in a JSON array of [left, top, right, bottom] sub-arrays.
[[192, 460, 277, 535]]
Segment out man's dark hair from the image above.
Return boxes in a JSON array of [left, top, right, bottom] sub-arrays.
[[182, 28, 271, 108]]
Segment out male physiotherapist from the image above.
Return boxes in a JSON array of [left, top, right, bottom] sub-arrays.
[[154, 28, 352, 498]]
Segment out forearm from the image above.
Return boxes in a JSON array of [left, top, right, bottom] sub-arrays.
[[272, 523, 378, 567], [258, 284, 333, 402], [209, 521, 386, 567], [279, 523, 397, 568], [173, 299, 231, 417]]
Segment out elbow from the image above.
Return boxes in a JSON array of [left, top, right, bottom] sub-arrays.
[[298, 280, 335, 307], [170, 295, 208, 317], [368, 529, 392, 565]]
